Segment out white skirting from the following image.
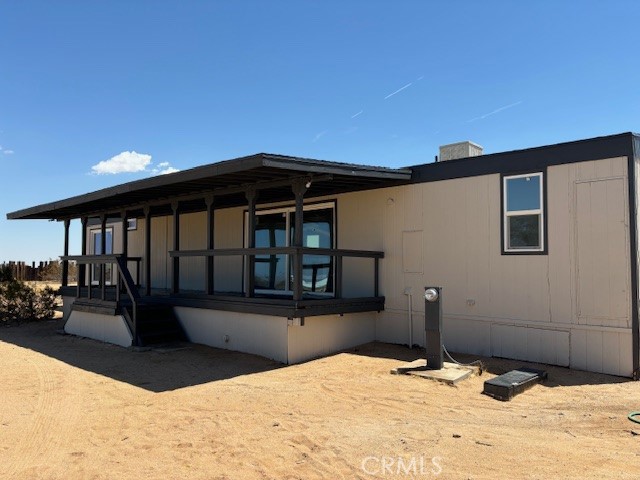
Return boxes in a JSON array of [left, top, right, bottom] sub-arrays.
[[173, 307, 376, 364], [64, 310, 133, 348]]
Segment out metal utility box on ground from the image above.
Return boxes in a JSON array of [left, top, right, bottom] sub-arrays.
[[482, 368, 547, 401]]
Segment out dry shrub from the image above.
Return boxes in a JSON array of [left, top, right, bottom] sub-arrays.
[[0, 280, 58, 323]]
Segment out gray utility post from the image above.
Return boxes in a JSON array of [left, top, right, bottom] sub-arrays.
[[424, 286, 443, 370]]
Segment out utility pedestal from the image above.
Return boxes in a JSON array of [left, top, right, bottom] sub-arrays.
[[391, 286, 478, 385], [424, 286, 443, 370]]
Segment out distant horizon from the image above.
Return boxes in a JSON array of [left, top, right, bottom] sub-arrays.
[[2, 1, 640, 262]]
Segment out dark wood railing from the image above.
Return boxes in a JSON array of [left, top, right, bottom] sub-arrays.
[[61, 255, 142, 340], [169, 247, 383, 300]]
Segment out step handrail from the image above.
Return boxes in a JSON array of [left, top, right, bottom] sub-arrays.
[[114, 256, 140, 343], [62, 254, 141, 344]]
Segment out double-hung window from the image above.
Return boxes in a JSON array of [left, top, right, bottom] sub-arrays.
[[503, 172, 545, 253]]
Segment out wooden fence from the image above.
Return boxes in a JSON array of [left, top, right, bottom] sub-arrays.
[[0, 260, 76, 282]]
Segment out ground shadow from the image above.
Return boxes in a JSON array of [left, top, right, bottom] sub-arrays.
[[346, 341, 632, 387], [0, 319, 283, 393]]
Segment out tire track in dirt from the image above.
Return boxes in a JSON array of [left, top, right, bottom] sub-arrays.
[[2, 354, 56, 478], [1, 350, 81, 479]]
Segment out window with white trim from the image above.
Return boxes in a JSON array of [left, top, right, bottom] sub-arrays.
[[503, 172, 544, 253]]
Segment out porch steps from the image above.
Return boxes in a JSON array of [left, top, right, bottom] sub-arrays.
[[124, 304, 187, 346], [71, 298, 118, 316]]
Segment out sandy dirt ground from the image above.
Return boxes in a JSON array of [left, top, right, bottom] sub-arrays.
[[1, 319, 639, 480]]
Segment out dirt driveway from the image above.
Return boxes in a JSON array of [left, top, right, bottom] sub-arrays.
[[1, 319, 639, 479]]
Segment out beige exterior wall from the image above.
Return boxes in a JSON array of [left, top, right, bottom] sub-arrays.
[[371, 155, 633, 377], [213, 206, 244, 292], [126, 207, 245, 293]]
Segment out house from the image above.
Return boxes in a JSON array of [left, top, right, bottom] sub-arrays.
[[7, 132, 640, 378]]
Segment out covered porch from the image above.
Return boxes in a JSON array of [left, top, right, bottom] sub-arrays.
[[12, 154, 412, 347]]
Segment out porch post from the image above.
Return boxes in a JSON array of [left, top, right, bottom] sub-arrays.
[[121, 211, 129, 258], [292, 179, 308, 301], [171, 201, 180, 294], [245, 188, 257, 298], [62, 219, 70, 287], [100, 214, 107, 300], [144, 206, 151, 296], [121, 211, 128, 292], [205, 195, 215, 295], [79, 217, 87, 298]]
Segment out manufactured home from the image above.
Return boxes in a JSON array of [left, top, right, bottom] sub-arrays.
[[7, 132, 640, 378]]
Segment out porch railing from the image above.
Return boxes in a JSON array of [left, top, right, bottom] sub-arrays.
[[61, 255, 142, 340], [169, 247, 383, 300]]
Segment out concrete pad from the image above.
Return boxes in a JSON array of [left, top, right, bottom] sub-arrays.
[[390, 358, 429, 374], [390, 359, 478, 385]]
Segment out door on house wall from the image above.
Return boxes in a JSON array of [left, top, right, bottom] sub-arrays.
[[255, 212, 288, 291], [91, 228, 113, 285], [289, 207, 333, 294], [250, 203, 335, 296], [575, 178, 630, 327]]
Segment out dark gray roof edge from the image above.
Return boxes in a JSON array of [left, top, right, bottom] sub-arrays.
[[261, 153, 412, 175], [7, 152, 411, 220], [261, 158, 411, 179], [7, 153, 263, 220], [408, 132, 636, 183]]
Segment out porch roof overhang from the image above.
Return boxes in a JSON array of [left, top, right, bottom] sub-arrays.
[[7, 153, 412, 221]]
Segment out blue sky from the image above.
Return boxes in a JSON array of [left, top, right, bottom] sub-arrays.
[[1, 1, 640, 262]]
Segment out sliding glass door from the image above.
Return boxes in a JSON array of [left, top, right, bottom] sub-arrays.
[[290, 208, 333, 294], [250, 203, 335, 296], [254, 213, 287, 291]]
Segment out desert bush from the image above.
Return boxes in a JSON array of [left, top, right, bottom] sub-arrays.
[[33, 286, 58, 319], [0, 280, 57, 322], [38, 260, 61, 282], [0, 264, 14, 282], [38, 259, 77, 283]]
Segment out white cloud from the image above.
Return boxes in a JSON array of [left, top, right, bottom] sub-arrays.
[[91, 151, 152, 175], [151, 165, 180, 175], [3, 149, 14, 155], [90, 150, 180, 176]]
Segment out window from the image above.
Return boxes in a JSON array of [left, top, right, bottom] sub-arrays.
[[247, 202, 335, 296], [127, 218, 137, 231], [503, 172, 544, 253]]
